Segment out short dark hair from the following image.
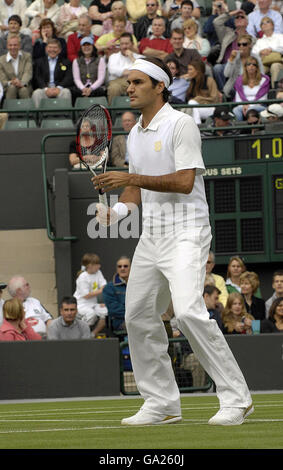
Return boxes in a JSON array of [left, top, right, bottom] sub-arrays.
[[8, 15, 22, 26], [165, 57, 180, 77], [171, 28, 185, 38], [120, 32, 133, 43], [60, 296, 77, 308], [143, 57, 172, 102], [47, 38, 62, 49], [181, 0, 193, 8], [203, 285, 221, 296], [272, 270, 283, 281]]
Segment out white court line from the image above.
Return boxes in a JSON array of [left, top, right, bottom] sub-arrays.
[[0, 417, 282, 435], [0, 399, 282, 416], [1, 402, 283, 419], [0, 419, 123, 423]]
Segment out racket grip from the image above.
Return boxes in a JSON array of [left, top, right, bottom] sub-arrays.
[[99, 191, 108, 206]]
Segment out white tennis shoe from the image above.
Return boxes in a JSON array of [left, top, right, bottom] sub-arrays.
[[121, 410, 182, 426], [208, 404, 254, 426]]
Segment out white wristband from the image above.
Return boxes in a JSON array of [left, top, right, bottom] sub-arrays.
[[112, 202, 129, 220]]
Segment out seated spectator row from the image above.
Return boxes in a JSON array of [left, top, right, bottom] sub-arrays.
[[0, 1, 283, 127], [1, 254, 282, 341]]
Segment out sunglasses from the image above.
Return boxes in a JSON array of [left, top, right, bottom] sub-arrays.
[[117, 264, 130, 268], [238, 42, 249, 46], [146, 3, 156, 5], [235, 15, 245, 19], [246, 62, 257, 66]]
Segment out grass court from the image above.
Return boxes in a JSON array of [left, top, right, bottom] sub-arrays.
[[0, 393, 282, 450]]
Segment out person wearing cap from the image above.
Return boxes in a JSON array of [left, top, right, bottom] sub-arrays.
[[71, 35, 106, 104], [201, 105, 240, 136], [0, 281, 7, 326], [260, 103, 283, 121], [66, 13, 95, 63], [92, 56, 253, 427]]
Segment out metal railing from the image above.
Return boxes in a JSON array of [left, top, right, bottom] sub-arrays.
[[119, 337, 213, 396], [38, 98, 281, 242]]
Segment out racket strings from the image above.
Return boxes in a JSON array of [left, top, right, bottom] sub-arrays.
[[78, 110, 108, 164]]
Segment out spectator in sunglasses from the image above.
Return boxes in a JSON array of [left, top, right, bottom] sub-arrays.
[[134, 0, 170, 41], [223, 33, 264, 98], [241, 108, 262, 134], [233, 56, 270, 120], [251, 16, 283, 87], [103, 256, 131, 333], [246, 0, 283, 38], [213, 9, 250, 91]]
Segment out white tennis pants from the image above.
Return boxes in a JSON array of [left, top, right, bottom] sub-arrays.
[[125, 226, 252, 416]]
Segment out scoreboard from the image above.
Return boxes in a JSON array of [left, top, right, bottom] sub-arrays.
[[202, 134, 283, 264]]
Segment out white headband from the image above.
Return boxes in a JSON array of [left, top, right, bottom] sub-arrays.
[[130, 59, 171, 89]]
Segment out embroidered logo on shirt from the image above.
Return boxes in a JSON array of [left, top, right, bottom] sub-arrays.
[[154, 141, 162, 152]]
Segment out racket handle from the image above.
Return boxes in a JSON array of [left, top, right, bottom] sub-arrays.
[[99, 191, 108, 206]]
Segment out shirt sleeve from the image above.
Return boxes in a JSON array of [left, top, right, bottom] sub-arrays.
[[98, 270, 107, 287], [76, 274, 91, 297], [90, 56, 106, 90], [172, 115, 206, 175]]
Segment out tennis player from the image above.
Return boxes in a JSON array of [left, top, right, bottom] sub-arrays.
[[92, 57, 254, 426]]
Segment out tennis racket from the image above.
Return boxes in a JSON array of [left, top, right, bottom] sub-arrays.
[[76, 104, 112, 206]]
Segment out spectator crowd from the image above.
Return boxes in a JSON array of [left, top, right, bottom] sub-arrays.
[[0, 0, 282, 131], [1, 252, 283, 341]]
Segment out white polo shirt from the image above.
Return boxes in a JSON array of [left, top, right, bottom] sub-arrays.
[[127, 103, 210, 234]]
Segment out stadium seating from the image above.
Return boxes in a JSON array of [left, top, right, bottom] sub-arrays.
[[4, 120, 37, 129], [3, 98, 36, 121], [40, 119, 75, 129]]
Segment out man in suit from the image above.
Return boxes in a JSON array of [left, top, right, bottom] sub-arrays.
[[110, 111, 137, 167], [0, 33, 32, 99], [32, 38, 73, 108]]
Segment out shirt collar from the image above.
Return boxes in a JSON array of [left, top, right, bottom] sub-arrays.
[[137, 102, 172, 132], [48, 55, 58, 61], [78, 32, 94, 39], [150, 35, 166, 40], [6, 51, 21, 62], [60, 316, 76, 327]]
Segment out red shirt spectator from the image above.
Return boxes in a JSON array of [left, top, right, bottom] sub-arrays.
[[139, 17, 174, 60], [67, 32, 98, 61]]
